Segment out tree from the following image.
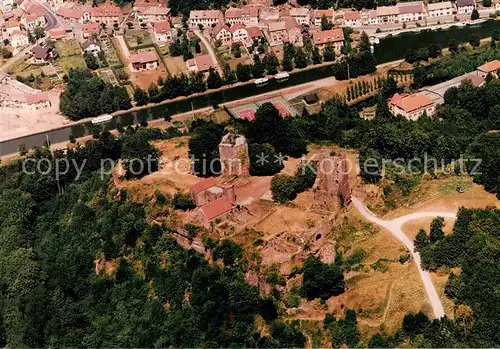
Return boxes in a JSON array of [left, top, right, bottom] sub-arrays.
[[263, 54, 280, 75], [381, 76, 397, 99], [282, 55, 293, 71], [34, 26, 45, 40], [428, 44, 441, 58], [18, 143, 28, 156], [323, 44, 335, 62], [83, 52, 99, 70], [206, 68, 223, 89], [312, 46, 322, 65], [294, 48, 308, 69], [429, 216, 445, 243], [301, 256, 345, 300], [236, 63, 252, 82], [471, 8, 480, 20], [321, 15, 333, 31], [133, 87, 149, 106], [483, 0, 492, 6], [249, 143, 284, 176], [27, 30, 35, 44], [414, 229, 429, 251], [194, 40, 201, 53], [358, 31, 371, 52], [402, 312, 430, 338], [492, 29, 500, 42], [271, 174, 298, 203], [448, 39, 458, 53], [252, 54, 265, 78], [232, 43, 242, 58], [469, 34, 480, 47]]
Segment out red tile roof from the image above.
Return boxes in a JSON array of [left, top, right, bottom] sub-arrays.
[[153, 20, 171, 33], [200, 198, 234, 221], [477, 60, 500, 73], [56, 7, 83, 19], [26, 4, 45, 17], [212, 23, 230, 36], [230, 23, 246, 33], [398, 2, 424, 14], [194, 54, 214, 72], [312, 28, 345, 45], [191, 177, 218, 195], [343, 10, 360, 20], [391, 93, 433, 113], [246, 26, 261, 38], [313, 9, 334, 18], [225, 8, 242, 18], [48, 27, 66, 39], [5, 20, 20, 28], [83, 22, 100, 34], [130, 50, 159, 64]]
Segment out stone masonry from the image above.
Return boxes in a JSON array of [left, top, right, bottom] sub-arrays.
[[313, 152, 351, 209], [218, 132, 250, 178]]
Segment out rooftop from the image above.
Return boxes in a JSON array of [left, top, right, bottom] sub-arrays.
[[289, 7, 310, 17], [153, 20, 171, 33], [312, 28, 345, 45], [193, 54, 214, 71], [200, 198, 234, 221], [477, 60, 500, 73], [397, 1, 424, 14], [189, 10, 223, 19], [136, 6, 171, 15], [427, 1, 453, 10], [56, 7, 84, 19], [376, 5, 399, 17], [343, 10, 361, 20], [456, 0, 475, 7], [268, 20, 286, 32], [191, 177, 218, 195], [391, 93, 434, 113], [130, 50, 159, 64], [312, 9, 334, 18]]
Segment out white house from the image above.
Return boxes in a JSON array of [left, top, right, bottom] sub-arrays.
[[397, 1, 425, 22], [224, 7, 259, 26], [456, 0, 475, 14], [153, 21, 173, 43], [311, 9, 334, 26], [342, 10, 362, 26], [9, 30, 29, 48], [289, 7, 310, 25], [389, 93, 436, 120], [230, 23, 248, 44], [427, 1, 453, 17], [136, 6, 171, 23], [82, 38, 101, 56], [4, 20, 21, 35], [189, 10, 223, 28], [211, 23, 232, 45]]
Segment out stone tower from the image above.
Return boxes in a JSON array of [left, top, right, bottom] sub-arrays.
[[218, 133, 250, 178], [313, 152, 351, 209]]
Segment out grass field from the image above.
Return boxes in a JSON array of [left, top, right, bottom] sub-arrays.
[[101, 37, 121, 67], [55, 39, 81, 57], [9, 61, 43, 77], [163, 56, 188, 75], [124, 30, 153, 49], [56, 56, 86, 74]]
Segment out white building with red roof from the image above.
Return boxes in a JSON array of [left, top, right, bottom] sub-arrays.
[[312, 9, 334, 26], [4, 20, 21, 34], [130, 50, 159, 71], [312, 28, 345, 53], [9, 30, 29, 48], [342, 10, 361, 27], [82, 5, 123, 24], [56, 7, 84, 22], [21, 4, 46, 31], [48, 27, 67, 40], [153, 21, 173, 42], [0, 75, 51, 112], [211, 23, 232, 45], [82, 22, 100, 39], [230, 23, 248, 44], [389, 92, 435, 120], [136, 6, 171, 23], [186, 54, 214, 73], [267, 21, 287, 46], [289, 7, 310, 25], [188, 10, 223, 28], [197, 197, 235, 229], [224, 7, 259, 26], [397, 1, 425, 22]]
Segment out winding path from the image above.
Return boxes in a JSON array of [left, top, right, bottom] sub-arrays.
[[351, 197, 456, 319]]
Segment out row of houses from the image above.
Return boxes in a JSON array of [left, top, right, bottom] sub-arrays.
[[187, 0, 475, 31]]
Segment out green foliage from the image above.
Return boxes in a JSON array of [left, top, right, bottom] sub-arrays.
[[414, 229, 429, 251], [263, 54, 280, 75], [248, 143, 284, 176], [212, 239, 243, 266], [172, 192, 195, 210], [323, 309, 360, 347], [133, 87, 149, 106], [301, 256, 345, 300], [206, 67, 223, 89], [187, 119, 224, 177], [270, 174, 298, 203], [323, 44, 335, 62], [429, 216, 445, 243], [59, 68, 132, 120]]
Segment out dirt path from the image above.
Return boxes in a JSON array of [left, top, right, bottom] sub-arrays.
[[351, 197, 456, 319]]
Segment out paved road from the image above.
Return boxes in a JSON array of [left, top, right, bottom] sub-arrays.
[[351, 196, 456, 319], [36, 0, 61, 30], [193, 29, 223, 76]]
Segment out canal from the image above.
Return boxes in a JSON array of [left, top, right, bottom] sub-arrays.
[[0, 63, 337, 156]]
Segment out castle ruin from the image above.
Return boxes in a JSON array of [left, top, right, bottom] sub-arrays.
[[313, 152, 351, 209], [218, 133, 250, 178]]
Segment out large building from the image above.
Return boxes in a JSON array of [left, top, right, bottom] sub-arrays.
[[312, 28, 345, 53], [456, 0, 475, 14], [312, 9, 334, 26], [135, 6, 170, 23], [389, 92, 436, 120], [289, 7, 310, 25], [397, 1, 425, 22], [0, 74, 51, 111], [224, 7, 259, 26], [427, 1, 454, 17], [189, 10, 223, 28], [130, 50, 159, 71]]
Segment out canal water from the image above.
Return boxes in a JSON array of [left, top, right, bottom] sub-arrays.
[[0, 64, 337, 156]]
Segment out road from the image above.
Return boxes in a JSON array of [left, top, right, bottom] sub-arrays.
[[351, 196, 456, 319], [193, 29, 223, 76], [36, 0, 61, 30]]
